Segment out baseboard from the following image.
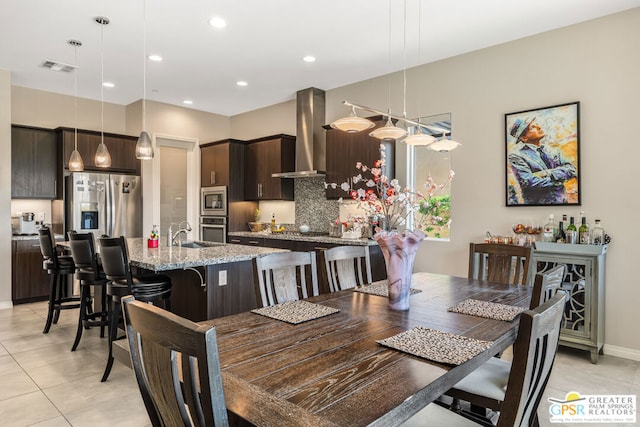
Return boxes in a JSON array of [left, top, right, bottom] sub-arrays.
[[0, 300, 14, 310], [603, 344, 640, 361]]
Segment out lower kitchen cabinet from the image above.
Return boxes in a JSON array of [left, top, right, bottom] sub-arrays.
[[12, 240, 51, 304]]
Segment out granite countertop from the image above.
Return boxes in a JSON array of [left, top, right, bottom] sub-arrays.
[[12, 234, 64, 241], [228, 231, 377, 246], [127, 238, 290, 272]]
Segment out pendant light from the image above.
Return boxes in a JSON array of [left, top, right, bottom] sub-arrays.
[[136, 0, 154, 159], [404, 124, 437, 146], [330, 105, 374, 133], [94, 16, 112, 168], [428, 132, 462, 152], [67, 39, 84, 171]]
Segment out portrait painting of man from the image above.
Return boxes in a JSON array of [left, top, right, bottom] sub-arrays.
[[505, 102, 580, 206]]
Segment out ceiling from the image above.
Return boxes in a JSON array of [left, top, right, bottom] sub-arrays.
[[2, 0, 639, 117]]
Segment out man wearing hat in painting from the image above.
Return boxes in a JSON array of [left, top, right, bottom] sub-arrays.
[[508, 117, 576, 205]]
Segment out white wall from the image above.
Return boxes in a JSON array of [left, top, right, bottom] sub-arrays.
[[0, 69, 12, 307]]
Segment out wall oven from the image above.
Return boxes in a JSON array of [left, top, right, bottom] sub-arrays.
[[200, 216, 227, 243], [201, 186, 227, 216]]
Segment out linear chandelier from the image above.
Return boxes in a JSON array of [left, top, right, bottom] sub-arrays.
[[331, 101, 462, 152]]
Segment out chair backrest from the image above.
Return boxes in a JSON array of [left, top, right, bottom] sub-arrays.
[[122, 295, 229, 427], [324, 245, 372, 292], [38, 227, 57, 264], [497, 292, 565, 427], [68, 232, 100, 275], [254, 251, 318, 307], [98, 236, 132, 284], [468, 243, 534, 286], [530, 264, 566, 309]]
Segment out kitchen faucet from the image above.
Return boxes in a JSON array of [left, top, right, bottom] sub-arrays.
[[167, 221, 192, 246]]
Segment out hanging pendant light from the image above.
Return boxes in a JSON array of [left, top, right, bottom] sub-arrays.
[[94, 16, 112, 168], [369, 114, 407, 140], [68, 39, 84, 172], [330, 105, 375, 133], [136, 0, 154, 159], [404, 125, 436, 146], [428, 132, 462, 152]]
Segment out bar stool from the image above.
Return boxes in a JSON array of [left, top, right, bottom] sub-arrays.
[[98, 236, 172, 382], [38, 227, 80, 334], [67, 232, 109, 351]]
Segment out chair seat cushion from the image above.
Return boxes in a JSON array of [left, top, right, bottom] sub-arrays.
[[401, 403, 478, 426], [450, 356, 511, 402]]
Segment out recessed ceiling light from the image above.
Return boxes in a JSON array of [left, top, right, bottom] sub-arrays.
[[183, 100, 193, 105], [103, 82, 114, 88], [208, 16, 227, 29], [303, 55, 316, 63], [148, 54, 163, 62], [236, 81, 248, 87]]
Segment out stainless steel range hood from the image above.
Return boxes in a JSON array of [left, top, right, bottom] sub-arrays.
[[272, 87, 326, 178]]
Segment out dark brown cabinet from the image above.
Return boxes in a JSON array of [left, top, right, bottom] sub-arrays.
[[324, 116, 395, 199], [57, 127, 140, 174], [201, 141, 231, 187], [11, 125, 59, 199], [244, 135, 295, 201], [12, 239, 51, 304]]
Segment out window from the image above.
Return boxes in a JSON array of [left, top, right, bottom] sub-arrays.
[[406, 113, 454, 240]]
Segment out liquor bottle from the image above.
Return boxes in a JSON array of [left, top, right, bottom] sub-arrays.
[[579, 216, 590, 244], [271, 213, 276, 232], [542, 214, 556, 242], [591, 219, 605, 245], [566, 216, 577, 244], [556, 221, 566, 243]]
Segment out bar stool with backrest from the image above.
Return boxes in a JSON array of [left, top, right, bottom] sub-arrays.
[[254, 251, 318, 307], [67, 231, 109, 351], [98, 236, 172, 382], [324, 245, 372, 292], [39, 227, 80, 334]]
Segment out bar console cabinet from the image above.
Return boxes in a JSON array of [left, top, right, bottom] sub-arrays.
[[531, 242, 607, 363]]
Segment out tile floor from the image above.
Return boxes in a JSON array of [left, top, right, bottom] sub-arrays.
[[1, 301, 638, 427]]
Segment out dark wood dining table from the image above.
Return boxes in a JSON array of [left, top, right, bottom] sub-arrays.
[[200, 272, 532, 427]]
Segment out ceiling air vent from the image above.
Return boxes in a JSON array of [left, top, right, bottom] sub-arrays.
[[40, 60, 76, 73]]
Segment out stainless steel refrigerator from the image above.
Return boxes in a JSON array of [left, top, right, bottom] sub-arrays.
[[65, 172, 142, 238]]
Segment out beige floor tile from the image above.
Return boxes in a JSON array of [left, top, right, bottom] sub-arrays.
[[0, 354, 23, 376], [11, 342, 89, 370], [26, 350, 106, 389], [29, 416, 72, 427], [1, 325, 76, 354], [0, 343, 8, 357], [0, 370, 40, 401], [0, 391, 62, 427], [0, 318, 47, 341], [63, 390, 150, 427]]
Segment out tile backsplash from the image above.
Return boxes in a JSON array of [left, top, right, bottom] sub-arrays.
[[294, 176, 339, 232]]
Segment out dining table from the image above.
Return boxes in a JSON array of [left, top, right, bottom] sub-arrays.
[[200, 272, 533, 427]]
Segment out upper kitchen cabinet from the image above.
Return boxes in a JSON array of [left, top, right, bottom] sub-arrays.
[[200, 139, 246, 200], [244, 135, 295, 201], [11, 125, 59, 199], [324, 116, 395, 199], [57, 127, 140, 174]]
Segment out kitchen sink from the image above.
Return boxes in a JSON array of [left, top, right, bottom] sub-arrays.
[[177, 241, 224, 248]]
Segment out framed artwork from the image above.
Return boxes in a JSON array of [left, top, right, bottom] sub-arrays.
[[505, 101, 580, 206]]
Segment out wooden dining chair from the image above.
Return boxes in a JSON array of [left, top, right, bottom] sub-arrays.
[[468, 243, 534, 286], [254, 251, 318, 307], [121, 295, 229, 427], [530, 264, 566, 309], [402, 292, 566, 427], [324, 245, 372, 292]]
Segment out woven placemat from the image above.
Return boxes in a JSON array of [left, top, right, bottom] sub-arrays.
[[448, 299, 526, 321], [377, 326, 493, 365], [251, 300, 340, 324], [354, 282, 422, 297]]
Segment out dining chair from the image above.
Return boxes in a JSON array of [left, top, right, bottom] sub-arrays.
[[324, 245, 372, 292], [98, 236, 172, 382], [468, 243, 534, 286], [402, 292, 566, 426], [121, 295, 229, 427], [38, 227, 80, 334], [529, 264, 566, 309], [254, 251, 318, 307], [67, 231, 109, 351]]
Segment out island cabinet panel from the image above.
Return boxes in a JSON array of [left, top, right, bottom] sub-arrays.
[[244, 135, 295, 201], [324, 116, 395, 199], [11, 125, 59, 199], [12, 240, 51, 304], [57, 127, 140, 174], [162, 268, 208, 322], [206, 261, 258, 319]]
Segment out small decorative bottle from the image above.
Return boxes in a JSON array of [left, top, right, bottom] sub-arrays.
[[148, 224, 159, 248], [271, 213, 276, 232], [556, 221, 566, 243], [591, 219, 605, 245], [542, 214, 556, 242], [566, 217, 577, 244]]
